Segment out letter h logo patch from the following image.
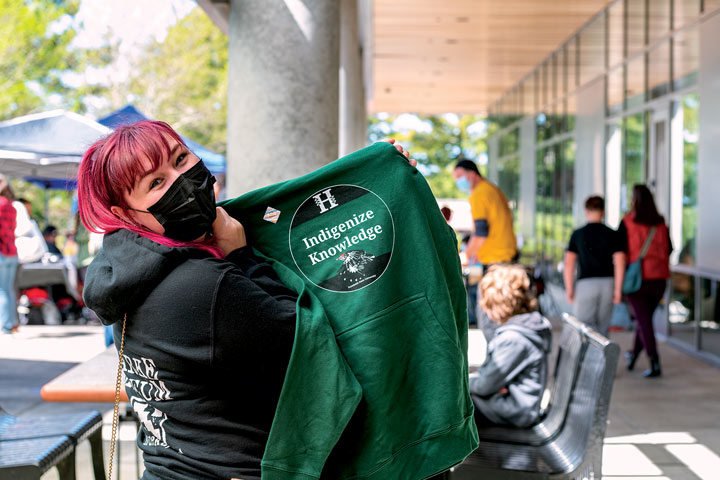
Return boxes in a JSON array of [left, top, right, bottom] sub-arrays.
[[313, 188, 338, 214]]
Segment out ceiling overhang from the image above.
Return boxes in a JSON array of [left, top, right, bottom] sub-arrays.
[[198, 0, 612, 115]]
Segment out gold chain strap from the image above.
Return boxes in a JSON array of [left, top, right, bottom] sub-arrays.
[[108, 314, 127, 480]]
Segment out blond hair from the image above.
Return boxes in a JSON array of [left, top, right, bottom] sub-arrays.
[[479, 264, 537, 325]]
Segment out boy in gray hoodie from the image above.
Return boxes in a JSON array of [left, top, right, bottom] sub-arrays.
[[469, 264, 552, 428]]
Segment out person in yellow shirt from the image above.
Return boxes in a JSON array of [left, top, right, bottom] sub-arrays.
[[453, 159, 517, 266]]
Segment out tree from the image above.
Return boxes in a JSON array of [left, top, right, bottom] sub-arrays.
[[368, 114, 487, 198], [0, 0, 115, 228], [121, 8, 229, 154], [0, 0, 109, 120]]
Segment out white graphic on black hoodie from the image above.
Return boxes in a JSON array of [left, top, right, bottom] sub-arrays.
[[122, 353, 172, 449]]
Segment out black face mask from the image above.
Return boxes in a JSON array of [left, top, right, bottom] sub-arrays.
[[132, 161, 217, 242]]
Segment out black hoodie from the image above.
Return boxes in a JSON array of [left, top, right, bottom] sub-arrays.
[[84, 229, 297, 480]]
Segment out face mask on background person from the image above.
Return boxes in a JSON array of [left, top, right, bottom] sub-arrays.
[[131, 161, 217, 242], [455, 175, 472, 195]]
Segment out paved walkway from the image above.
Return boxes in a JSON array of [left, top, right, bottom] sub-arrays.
[[2, 325, 720, 479]]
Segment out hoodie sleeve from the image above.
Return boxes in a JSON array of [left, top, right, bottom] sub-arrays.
[[211, 263, 297, 374], [469, 331, 531, 397], [226, 246, 298, 301]]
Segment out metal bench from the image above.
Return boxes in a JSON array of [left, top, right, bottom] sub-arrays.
[[0, 406, 105, 480], [451, 314, 620, 479], [0, 435, 76, 479]]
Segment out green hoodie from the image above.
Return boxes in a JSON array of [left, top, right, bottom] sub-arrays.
[[221, 142, 478, 479]]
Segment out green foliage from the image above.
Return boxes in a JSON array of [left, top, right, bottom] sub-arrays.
[[368, 114, 487, 198], [0, 0, 112, 224], [0, 0, 109, 119], [119, 9, 229, 154]]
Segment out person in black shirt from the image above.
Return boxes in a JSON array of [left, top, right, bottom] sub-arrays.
[[563, 196, 625, 336]]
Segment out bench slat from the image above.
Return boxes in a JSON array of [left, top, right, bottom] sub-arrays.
[[0, 435, 74, 470]]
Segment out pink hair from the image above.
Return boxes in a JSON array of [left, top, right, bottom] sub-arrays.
[[78, 120, 223, 258]]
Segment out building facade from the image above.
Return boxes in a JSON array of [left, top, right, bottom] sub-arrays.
[[487, 0, 720, 365]]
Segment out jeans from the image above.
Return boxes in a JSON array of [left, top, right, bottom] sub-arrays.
[[0, 254, 18, 333]]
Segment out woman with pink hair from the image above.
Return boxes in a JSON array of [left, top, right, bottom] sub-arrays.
[[78, 120, 410, 480]]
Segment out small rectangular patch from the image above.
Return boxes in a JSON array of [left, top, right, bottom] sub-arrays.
[[263, 206, 281, 223]]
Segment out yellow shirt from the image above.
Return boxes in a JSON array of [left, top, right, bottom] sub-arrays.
[[469, 180, 517, 264]]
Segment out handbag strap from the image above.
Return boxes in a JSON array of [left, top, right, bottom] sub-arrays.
[[638, 226, 657, 260], [108, 314, 127, 480]]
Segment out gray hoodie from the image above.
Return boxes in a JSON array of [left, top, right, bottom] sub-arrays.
[[469, 312, 552, 428]]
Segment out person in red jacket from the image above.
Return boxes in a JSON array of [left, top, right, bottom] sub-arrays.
[[0, 174, 18, 335], [617, 184, 671, 377]]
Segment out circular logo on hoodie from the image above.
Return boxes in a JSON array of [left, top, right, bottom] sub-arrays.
[[288, 185, 395, 292]]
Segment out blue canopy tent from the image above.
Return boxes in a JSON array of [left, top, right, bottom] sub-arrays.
[[0, 110, 110, 190], [0, 109, 111, 224], [97, 105, 226, 174]]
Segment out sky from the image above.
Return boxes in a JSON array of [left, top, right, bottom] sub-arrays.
[[58, 0, 196, 93], [72, 0, 196, 50]]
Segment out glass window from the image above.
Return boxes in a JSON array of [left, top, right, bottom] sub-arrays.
[[607, 66, 624, 115], [536, 112, 548, 144], [669, 272, 695, 345], [499, 127, 520, 158], [608, 0, 624, 68], [551, 142, 565, 283], [648, 40, 670, 99], [567, 38, 578, 91], [562, 139, 576, 242], [555, 102, 564, 137], [648, 0, 671, 46], [674, 27, 699, 90], [674, 0, 700, 30], [627, 0, 646, 56], [579, 14, 606, 85], [700, 278, 720, 357], [626, 53, 646, 109], [566, 94, 577, 132], [535, 149, 545, 261], [523, 76, 535, 116], [623, 113, 646, 213], [680, 93, 698, 265], [498, 155, 520, 214], [548, 102, 562, 138]]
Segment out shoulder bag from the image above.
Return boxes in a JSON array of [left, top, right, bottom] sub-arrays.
[[622, 225, 656, 295]]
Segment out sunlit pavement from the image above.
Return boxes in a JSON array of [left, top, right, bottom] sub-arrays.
[[2, 326, 720, 479], [603, 329, 720, 480]]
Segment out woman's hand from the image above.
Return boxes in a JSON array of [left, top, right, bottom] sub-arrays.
[[212, 207, 247, 256], [382, 139, 417, 167]]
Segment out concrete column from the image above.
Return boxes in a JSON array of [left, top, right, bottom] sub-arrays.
[[574, 77, 606, 226], [697, 12, 720, 270], [487, 135, 499, 182], [226, 0, 340, 197], [339, 0, 367, 157], [518, 116, 535, 239]]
